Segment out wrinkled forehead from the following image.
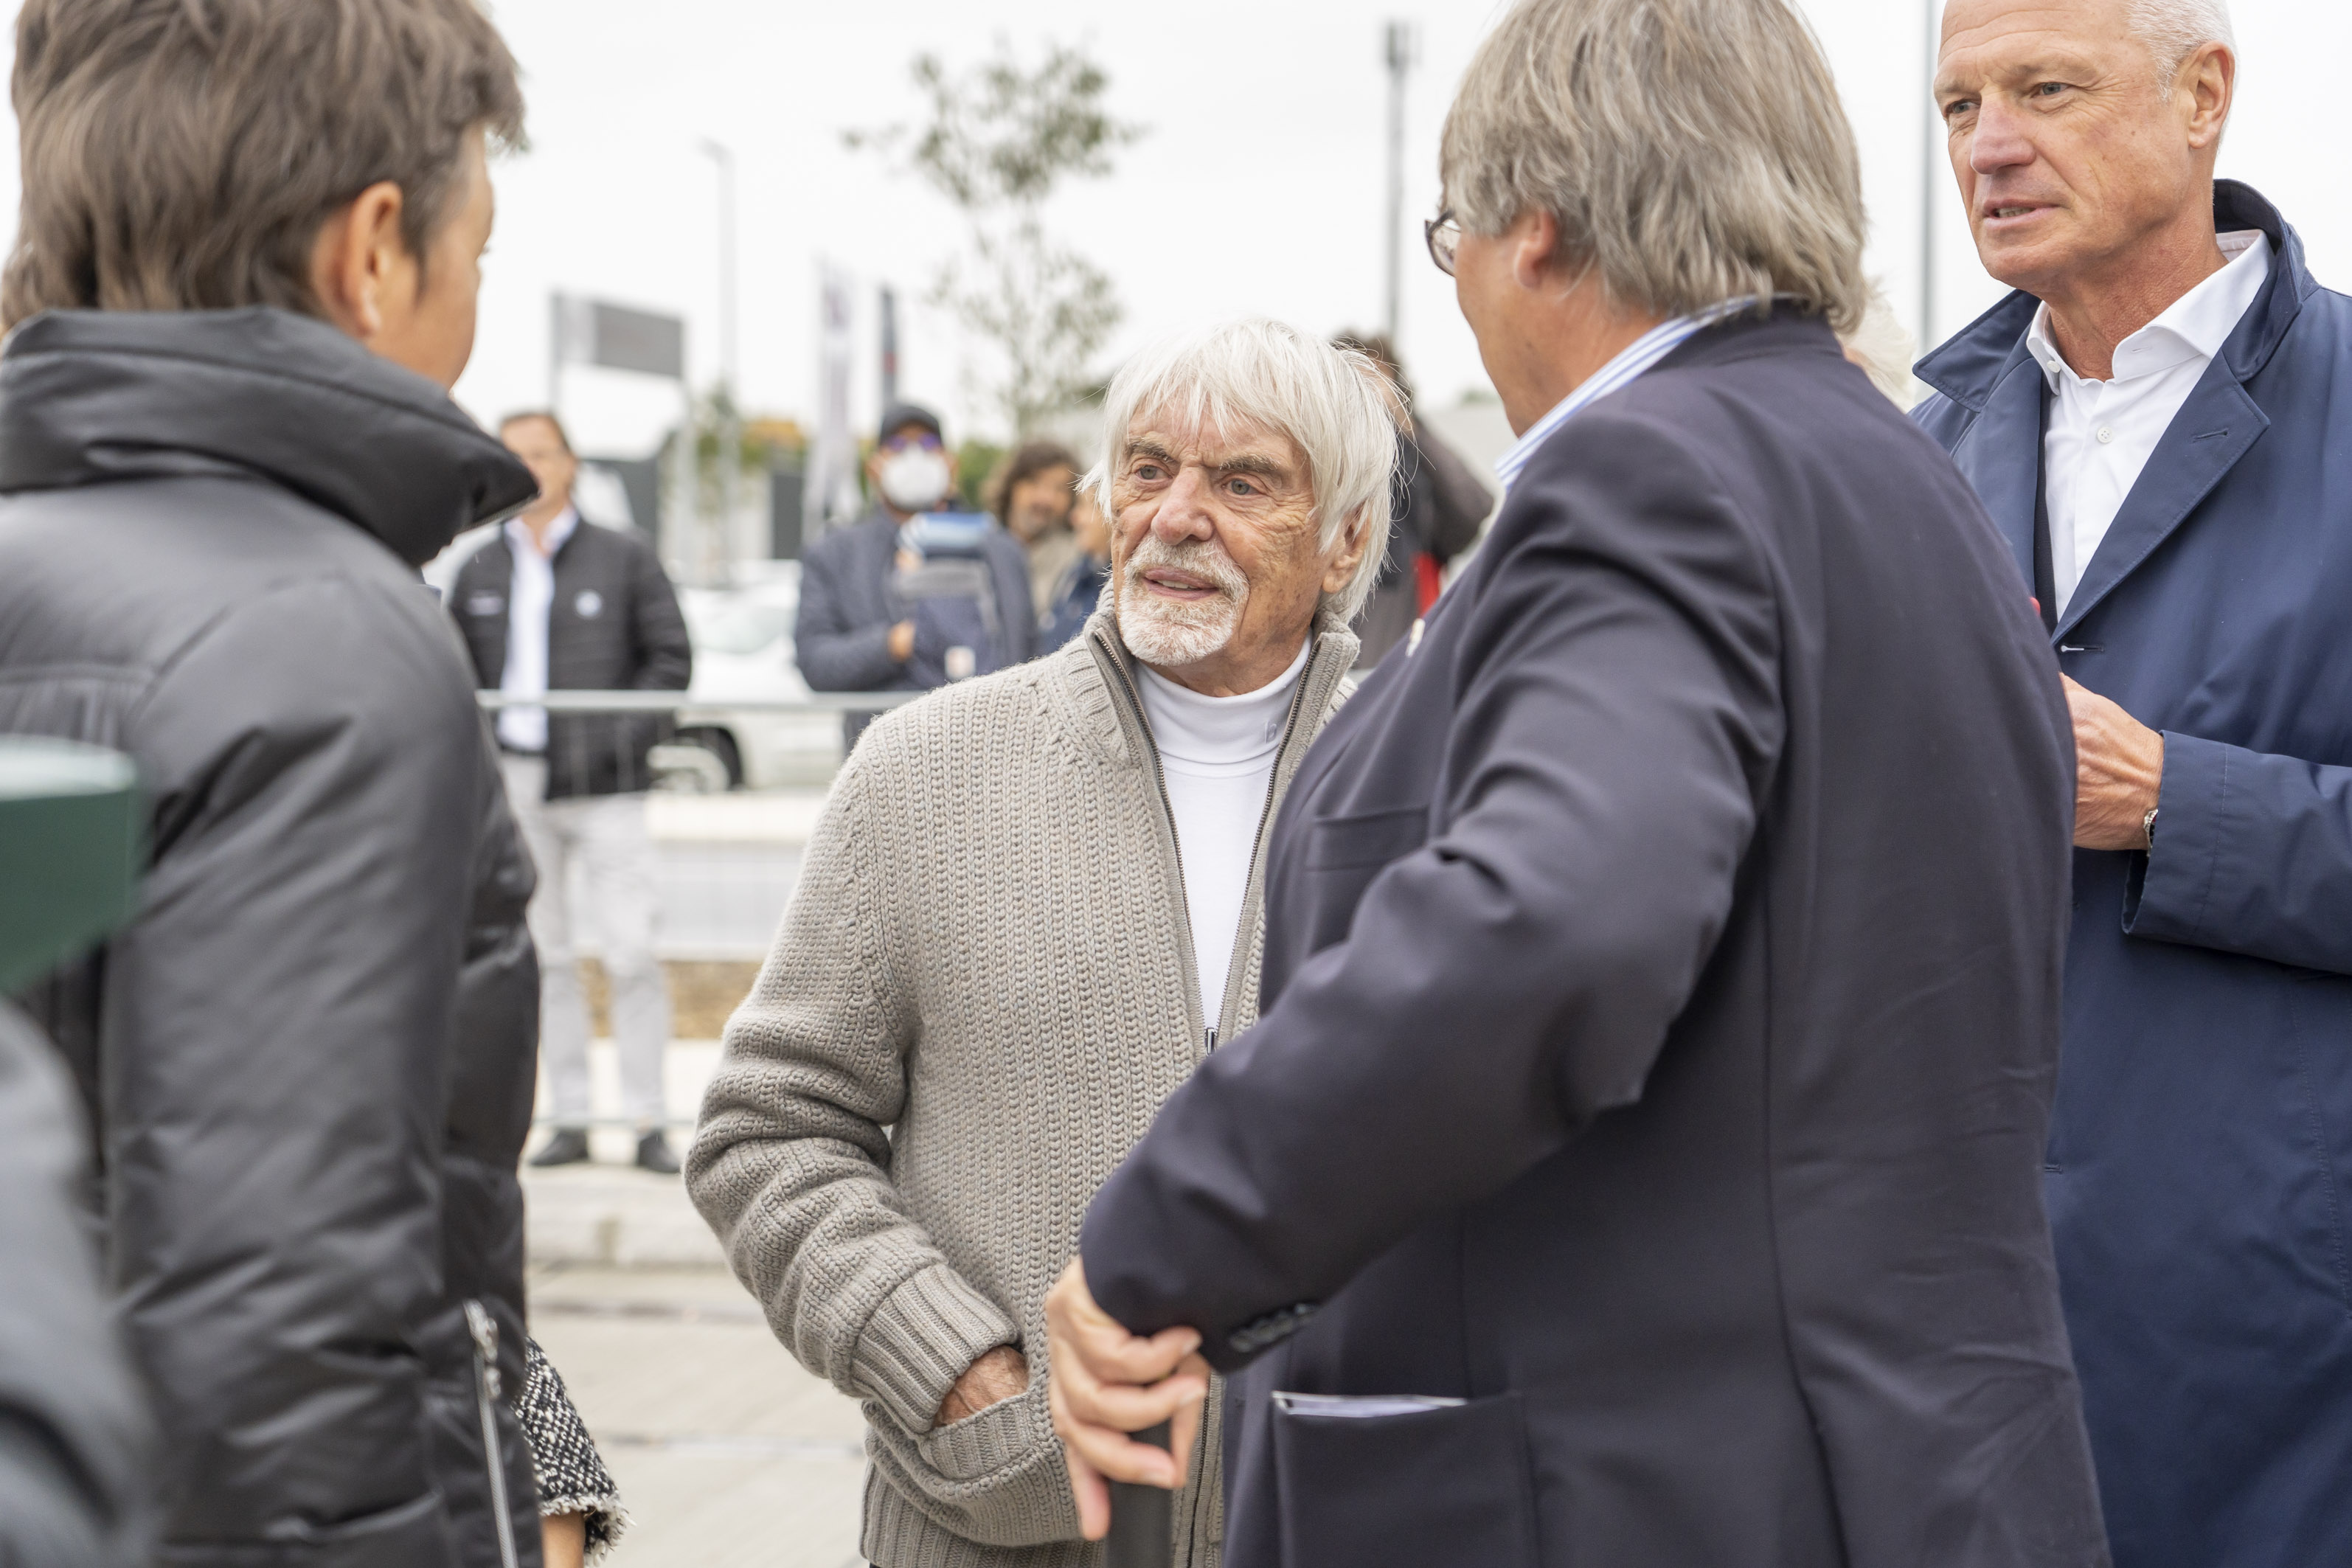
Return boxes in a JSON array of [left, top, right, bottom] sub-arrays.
[[1120, 406, 1308, 482], [1938, 0, 2144, 86]]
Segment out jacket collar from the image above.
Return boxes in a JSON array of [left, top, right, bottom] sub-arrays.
[[1063, 608, 1357, 771], [0, 307, 536, 567], [1915, 180, 2313, 413], [1916, 181, 2306, 639]]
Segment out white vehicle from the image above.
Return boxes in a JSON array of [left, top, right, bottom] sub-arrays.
[[657, 568, 844, 791]]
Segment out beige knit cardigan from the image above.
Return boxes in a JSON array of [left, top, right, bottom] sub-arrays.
[[687, 613, 1358, 1568]]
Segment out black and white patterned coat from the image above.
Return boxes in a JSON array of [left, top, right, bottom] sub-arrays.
[[519, 1339, 627, 1561]]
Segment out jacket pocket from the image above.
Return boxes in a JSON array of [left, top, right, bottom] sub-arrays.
[[1271, 1391, 1537, 1568], [1302, 804, 1428, 870], [875, 1375, 1084, 1549], [917, 1375, 1046, 1484]]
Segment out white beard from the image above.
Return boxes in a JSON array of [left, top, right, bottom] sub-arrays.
[[1117, 538, 1250, 667]]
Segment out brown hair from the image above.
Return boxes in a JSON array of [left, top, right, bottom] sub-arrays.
[[4, 0, 524, 327], [987, 439, 1080, 530]]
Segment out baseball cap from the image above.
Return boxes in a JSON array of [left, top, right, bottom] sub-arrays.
[[877, 402, 944, 445]]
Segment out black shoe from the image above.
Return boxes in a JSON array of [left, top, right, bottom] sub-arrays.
[[529, 1128, 592, 1168], [635, 1129, 681, 1175]]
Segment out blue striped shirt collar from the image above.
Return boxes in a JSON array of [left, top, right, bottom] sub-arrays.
[[1491, 303, 1747, 493]]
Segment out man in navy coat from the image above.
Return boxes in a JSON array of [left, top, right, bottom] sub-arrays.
[[1919, 4, 2352, 1564], [1040, 2, 2110, 1564]]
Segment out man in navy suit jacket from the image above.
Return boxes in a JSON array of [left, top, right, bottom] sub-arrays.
[[1041, 2, 2110, 1564], [1918, 4, 2352, 1563]]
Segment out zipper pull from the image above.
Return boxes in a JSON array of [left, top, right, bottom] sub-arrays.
[[465, 1300, 503, 1400], [1205, 1026, 1218, 1050]]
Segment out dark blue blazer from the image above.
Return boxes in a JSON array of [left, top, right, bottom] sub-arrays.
[[1083, 312, 2109, 1567], [1915, 181, 2352, 1568]]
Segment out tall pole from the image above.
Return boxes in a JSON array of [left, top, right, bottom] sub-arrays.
[[699, 139, 740, 580], [1383, 21, 1414, 346], [547, 291, 564, 414], [879, 285, 900, 408], [1919, 0, 1940, 352]]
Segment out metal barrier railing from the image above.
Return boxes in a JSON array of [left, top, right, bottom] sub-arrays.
[[474, 690, 923, 714], [475, 688, 922, 795]]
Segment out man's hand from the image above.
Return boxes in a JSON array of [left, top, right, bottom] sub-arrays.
[[2064, 676, 2165, 850], [888, 620, 916, 662], [1045, 1258, 1211, 1541], [936, 1344, 1030, 1428]]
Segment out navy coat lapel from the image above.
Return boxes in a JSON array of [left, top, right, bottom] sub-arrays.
[[2053, 375, 2265, 639], [1918, 180, 2313, 645], [1946, 350, 2046, 592]]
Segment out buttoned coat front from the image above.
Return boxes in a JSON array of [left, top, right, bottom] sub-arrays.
[[1914, 181, 2352, 1568]]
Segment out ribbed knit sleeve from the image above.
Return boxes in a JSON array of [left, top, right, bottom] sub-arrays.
[[685, 754, 1019, 1437]]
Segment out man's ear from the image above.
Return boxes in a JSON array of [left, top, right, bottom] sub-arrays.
[[1320, 507, 1373, 595], [1509, 209, 1563, 291], [2182, 42, 2234, 150], [308, 181, 409, 344]]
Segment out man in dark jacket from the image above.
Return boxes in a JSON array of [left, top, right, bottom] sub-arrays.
[[796, 403, 1035, 746], [1919, 5, 2352, 1562], [0, 3, 546, 1564], [1047, 3, 2109, 1565], [452, 411, 693, 1174]]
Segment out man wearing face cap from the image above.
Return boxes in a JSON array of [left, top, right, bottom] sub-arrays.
[[796, 403, 1036, 748]]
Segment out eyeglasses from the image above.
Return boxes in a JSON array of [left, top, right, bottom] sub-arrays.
[[1424, 209, 1461, 277]]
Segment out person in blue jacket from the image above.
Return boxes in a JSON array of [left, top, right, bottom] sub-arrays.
[[795, 404, 1035, 748], [1919, 4, 2352, 1564]]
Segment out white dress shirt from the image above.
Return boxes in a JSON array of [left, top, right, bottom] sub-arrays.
[[1136, 639, 1311, 1033], [496, 506, 579, 753], [2028, 231, 2270, 616]]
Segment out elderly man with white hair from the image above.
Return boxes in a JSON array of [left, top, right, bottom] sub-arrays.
[[687, 318, 1384, 1568], [1920, 2, 2352, 1564]]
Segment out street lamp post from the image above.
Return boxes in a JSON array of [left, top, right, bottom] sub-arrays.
[[1920, 0, 1940, 353], [699, 137, 740, 583], [1383, 20, 1415, 347]]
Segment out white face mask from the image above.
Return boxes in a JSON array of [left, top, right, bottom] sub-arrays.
[[878, 448, 952, 513]]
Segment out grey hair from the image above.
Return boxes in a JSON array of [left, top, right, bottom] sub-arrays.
[[2129, 0, 2233, 85], [1440, 0, 1868, 335], [1087, 319, 1398, 628]]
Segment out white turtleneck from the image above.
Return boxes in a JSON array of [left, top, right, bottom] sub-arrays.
[[1135, 638, 1311, 1034]]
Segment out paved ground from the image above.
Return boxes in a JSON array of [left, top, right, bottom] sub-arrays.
[[524, 1036, 873, 1566], [525, 786, 876, 1564], [528, 1262, 869, 1568]]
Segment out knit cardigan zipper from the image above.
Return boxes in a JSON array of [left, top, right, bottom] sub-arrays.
[[1087, 622, 1343, 1564], [1089, 626, 1211, 1052], [1086, 625, 1343, 1050]]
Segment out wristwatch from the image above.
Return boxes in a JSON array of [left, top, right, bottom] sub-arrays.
[[2142, 805, 2160, 849]]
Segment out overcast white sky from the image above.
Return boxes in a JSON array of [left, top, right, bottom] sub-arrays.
[[4, 1, 2345, 454]]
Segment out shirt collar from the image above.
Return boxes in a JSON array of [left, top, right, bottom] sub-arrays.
[[2025, 229, 2271, 390], [1493, 303, 1744, 493], [505, 504, 579, 560]]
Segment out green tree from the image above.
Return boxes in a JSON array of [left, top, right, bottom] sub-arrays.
[[852, 44, 1142, 437]]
